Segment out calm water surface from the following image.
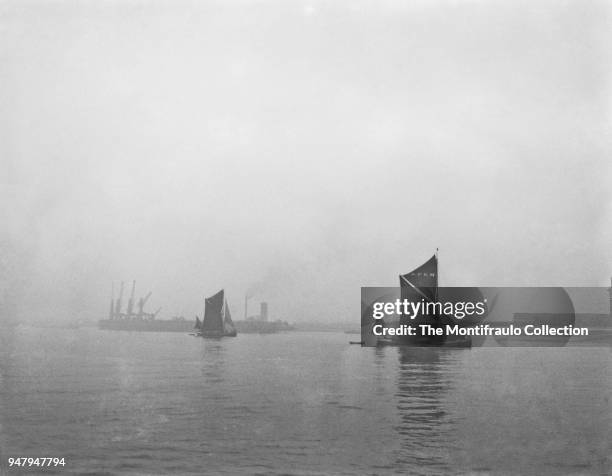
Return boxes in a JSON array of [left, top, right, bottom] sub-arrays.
[[0, 327, 610, 475]]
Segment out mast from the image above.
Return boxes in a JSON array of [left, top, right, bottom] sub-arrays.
[[126, 280, 136, 317], [109, 282, 115, 319], [435, 248, 439, 302], [203, 293, 209, 329]]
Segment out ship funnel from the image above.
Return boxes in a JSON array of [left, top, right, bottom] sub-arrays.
[[260, 302, 268, 322]]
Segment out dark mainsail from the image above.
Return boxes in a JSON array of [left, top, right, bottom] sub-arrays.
[[203, 290, 225, 332], [399, 254, 438, 327], [200, 289, 237, 337], [400, 254, 437, 300], [397, 253, 470, 346]]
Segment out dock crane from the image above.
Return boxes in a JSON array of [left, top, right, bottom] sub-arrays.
[[126, 281, 136, 317], [108, 282, 160, 320], [137, 291, 152, 319]]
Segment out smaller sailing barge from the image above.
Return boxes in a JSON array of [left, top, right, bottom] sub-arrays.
[[195, 289, 237, 338]]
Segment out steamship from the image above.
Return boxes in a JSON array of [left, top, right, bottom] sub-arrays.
[[98, 281, 194, 332], [232, 299, 294, 333]]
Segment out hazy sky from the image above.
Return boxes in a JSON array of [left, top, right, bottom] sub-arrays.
[[2, 0, 611, 322]]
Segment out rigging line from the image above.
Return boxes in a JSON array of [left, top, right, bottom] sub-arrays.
[[400, 275, 435, 303], [435, 248, 439, 302]]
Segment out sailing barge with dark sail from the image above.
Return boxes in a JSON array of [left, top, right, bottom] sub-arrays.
[[195, 289, 237, 338], [374, 252, 473, 347]]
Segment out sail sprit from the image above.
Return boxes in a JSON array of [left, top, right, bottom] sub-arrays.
[[400, 275, 435, 303]]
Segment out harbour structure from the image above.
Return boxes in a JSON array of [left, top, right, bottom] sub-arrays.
[[233, 299, 294, 333], [99, 281, 193, 332], [107, 281, 162, 321]]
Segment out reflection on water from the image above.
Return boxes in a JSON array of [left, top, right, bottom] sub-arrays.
[[0, 328, 17, 471], [200, 340, 226, 384], [372, 345, 390, 398], [393, 348, 458, 475], [0, 327, 609, 475]]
